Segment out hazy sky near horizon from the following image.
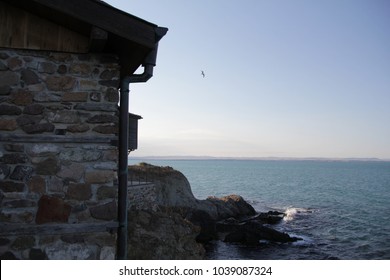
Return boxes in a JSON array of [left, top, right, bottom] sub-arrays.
[[106, 0, 390, 159]]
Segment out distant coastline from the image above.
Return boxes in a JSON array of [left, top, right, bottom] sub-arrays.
[[129, 155, 390, 162]]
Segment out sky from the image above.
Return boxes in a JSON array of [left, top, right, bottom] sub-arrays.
[[106, 0, 390, 159]]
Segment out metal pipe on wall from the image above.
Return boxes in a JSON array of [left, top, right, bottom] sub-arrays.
[[116, 26, 168, 260]]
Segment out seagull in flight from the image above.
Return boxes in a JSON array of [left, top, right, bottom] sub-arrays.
[[201, 70, 205, 78]]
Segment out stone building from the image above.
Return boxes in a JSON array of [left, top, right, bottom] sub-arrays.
[[0, 0, 167, 259]]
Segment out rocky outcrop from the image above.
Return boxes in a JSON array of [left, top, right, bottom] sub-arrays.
[[127, 163, 300, 259], [127, 209, 205, 260], [128, 163, 255, 220]]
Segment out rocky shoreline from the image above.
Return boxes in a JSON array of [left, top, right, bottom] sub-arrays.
[[127, 163, 301, 259]]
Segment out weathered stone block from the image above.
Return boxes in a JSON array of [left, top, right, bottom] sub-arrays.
[[0, 60, 7, 70], [90, 201, 117, 220], [10, 90, 33, 105], [29, 248, 48, 260], [0, 210, 34, 223], [93, 162, 117, 170], [57, 64, 67, 74], [45, 76, 76, 91], [59, 149, 101, 162], [97, 186, 116, 200], [0, 190, 4, 204], [99, 69, 119, 80], [57, 162, 84, 181], [27, 144, 60, 157], [100, 246, 115, 260], [23, 104, 45, 115], [33, 92, 61, 102], [0, 119, 18, 131], [74, 103, 117, 112], [48, 111, 80, 123], [69, 63, 92, 75], [60, 234, 85, 244], [89, 92, 101, 102], [79, 80, 98, 90], [92, 124, 118, 134], [36, 195, 71, 224], [47, 176, 63, 192], [11, 236, 35, 250], [4, 144, 24, 152], [0, 104, 22, 115], [0, 237, 10, 246], [0, 153, 28, 164], [16, 115, 43, 126], [0, 71, 19, 87], [99, 79, 119, 87], [0, 252, 19, 260], [26, 83, 45, 92], [104, 88, 119, 102], [10, 165, 34, 181], [27, 176, 46, 193], [66, 124, 90, 133], [21, 69, 40, 85], [36, 157, 60, 175], [62, 92, 88, 102], [103, 150, 118, 161], [0, 181, 25, 192], [7, 57, 23, 70], [0, 85, 11, 95], [85, 170, 116, 184], [0, 163, 10, 180], [38, 62, 56, 74], [21, 123, 55, 134], [66, 183, 92, 201], [87, 114, 118, 123], [3, 199, 36, 208], [45, 243, 98, 260]]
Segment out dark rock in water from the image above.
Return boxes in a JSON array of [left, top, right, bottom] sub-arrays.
[[224, 221, 301, 244], [186, 209, 217, 243], [253, 211, 285, 224], [216, 217, 243, 232], [205, 194, 256, 220]]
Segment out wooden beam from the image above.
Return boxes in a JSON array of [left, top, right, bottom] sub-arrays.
[[0, 222, 119, 236], [25, 0, 158, 48], [0, 1, 89, 52]]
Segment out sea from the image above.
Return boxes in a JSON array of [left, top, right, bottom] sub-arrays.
[[128, 158, 390, 260]]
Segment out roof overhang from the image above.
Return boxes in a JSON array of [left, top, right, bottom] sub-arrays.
[[1, 0, 167, 76]]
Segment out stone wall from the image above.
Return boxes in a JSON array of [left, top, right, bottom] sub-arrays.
[[0, 49, 120, 259]]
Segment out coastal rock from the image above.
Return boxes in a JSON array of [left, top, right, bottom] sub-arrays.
[[127, 163, 301, 258], [128, 163, 256, 221], [128, 163, 199, 209], [127, 209, 205, 259], [224, 221, 301, 244], [185, 209, 217, 243], [202, 194, 256, 220]]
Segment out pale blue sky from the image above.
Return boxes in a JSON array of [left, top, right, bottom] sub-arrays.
[[106, 0, 390, 159]]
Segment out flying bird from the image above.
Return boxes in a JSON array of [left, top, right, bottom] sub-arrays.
[[201, 70, 205, 78]]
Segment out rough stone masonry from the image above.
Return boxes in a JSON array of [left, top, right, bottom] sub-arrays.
[[0, 49, 121, 259]]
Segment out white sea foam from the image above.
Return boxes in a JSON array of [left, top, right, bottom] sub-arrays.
[[283, 207, 313, 221]]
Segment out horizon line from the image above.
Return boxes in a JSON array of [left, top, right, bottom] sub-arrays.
[[128, 155, 390, 162]]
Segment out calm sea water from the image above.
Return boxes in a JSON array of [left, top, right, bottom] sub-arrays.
[[128, 159, 390, 260]]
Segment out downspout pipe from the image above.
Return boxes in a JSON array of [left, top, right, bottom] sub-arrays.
[[117, 27, 168, 260]]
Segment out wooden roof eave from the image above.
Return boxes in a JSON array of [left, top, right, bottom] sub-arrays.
[[3, 0, 158, 49]]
